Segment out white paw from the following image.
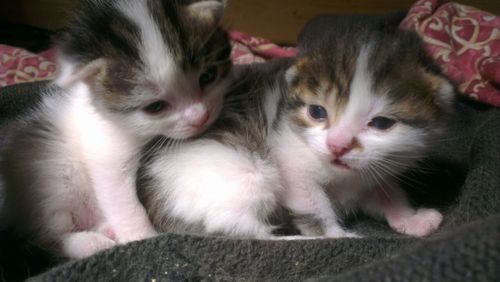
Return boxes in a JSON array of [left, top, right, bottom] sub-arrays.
[[324, 227, 362, 238], [62, 231, 117, 259], [116, 226, 158, 244], [389, 208, 443, 237], [271, 235, 324, 240]]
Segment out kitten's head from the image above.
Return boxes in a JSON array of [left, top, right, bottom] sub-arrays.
[[283, 27, 456, 178], [55, 0, 232, 141]]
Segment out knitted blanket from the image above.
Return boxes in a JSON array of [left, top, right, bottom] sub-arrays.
[[0, 79, 498, 281]]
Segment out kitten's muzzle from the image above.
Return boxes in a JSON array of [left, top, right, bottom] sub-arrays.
[[187, 110, 210, 127], [328, 140, 355, 158], [328, 141, 355, 170], [184, 103, 210, 128], [331, 158, 351, 170]]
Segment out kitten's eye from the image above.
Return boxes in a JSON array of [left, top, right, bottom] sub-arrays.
[[368, 116, 397, 130], [308, 105, 328, 120], [199, 66, 218, 89], [143, 100, 169, 115]]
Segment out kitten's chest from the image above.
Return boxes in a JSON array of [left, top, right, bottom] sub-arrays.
[[57, 85, 138, 163]]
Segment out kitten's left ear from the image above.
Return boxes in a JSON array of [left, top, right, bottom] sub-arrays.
[[184, 0, 226, 28]]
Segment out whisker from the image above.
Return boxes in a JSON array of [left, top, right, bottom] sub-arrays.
[[365, 165, 391, 199]]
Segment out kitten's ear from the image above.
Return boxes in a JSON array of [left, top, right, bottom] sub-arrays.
[[285, 65, 299, 86], [56, 58, 108, 89], [184, 0, 226, 28], [429, 74, 457, 111]]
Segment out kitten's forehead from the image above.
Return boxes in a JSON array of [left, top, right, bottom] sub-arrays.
[[287, 51, 358, 120], [59, 0, 229, 76], [118, 0, 178, 83], [289, 34, 450, 126]]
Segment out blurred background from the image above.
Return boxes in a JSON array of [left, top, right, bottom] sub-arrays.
[[1, 0, 499, 45]]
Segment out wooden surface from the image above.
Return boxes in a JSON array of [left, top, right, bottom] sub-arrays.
[[0, 0, 72, 29], [225, 0, 500, 44], [1, 0, 500, 44]]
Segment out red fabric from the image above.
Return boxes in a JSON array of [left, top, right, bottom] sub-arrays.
[[401, 0, 500, 107], [0, 44, 57, 87], [229, 30, 297, 64]]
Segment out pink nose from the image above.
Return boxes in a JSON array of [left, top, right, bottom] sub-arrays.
[[328, 140, 355, 158], [188, 110, 210, 127]]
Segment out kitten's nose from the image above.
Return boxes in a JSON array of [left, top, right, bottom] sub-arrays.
[[185, 104, 210, 127], [328, 140, 355, 158], [189, 111, 210, 127]]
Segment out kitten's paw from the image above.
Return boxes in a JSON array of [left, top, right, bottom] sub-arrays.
[[115, 225, 158, 244], [62, 231, 117, 259], [390, 208, 443, 237], [272, 235, 325, 240], [324, 227, 361, 238]]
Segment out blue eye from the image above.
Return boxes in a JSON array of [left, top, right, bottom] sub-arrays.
[[308, 105, 328, 120], [368, 116, 397, 130]]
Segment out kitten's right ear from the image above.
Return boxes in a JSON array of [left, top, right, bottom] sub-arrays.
[[431, 76, 457, 112], [285, 65, 299, 86], [184, 0, 226, 28], [56, 58, 108, 89]]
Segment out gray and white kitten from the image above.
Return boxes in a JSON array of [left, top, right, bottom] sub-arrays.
[[139, 15, 455, 239], [138, 61, 290, 238], [0, 0, 231, 259]]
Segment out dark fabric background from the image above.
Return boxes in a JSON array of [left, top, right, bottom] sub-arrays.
[[0, 82, 498, 281]]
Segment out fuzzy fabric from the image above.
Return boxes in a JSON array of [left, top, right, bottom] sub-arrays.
[[0, 81, 498, 281]]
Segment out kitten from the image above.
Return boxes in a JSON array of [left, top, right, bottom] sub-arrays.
[[138, 61, 292, 238], [269, 15, 456, 237], [0, 0, 231, 259]]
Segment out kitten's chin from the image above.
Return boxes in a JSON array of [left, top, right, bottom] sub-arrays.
[[168, 122, 214, 140]]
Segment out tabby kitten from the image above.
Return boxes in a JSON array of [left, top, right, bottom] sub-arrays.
[[0, 0, 231, 258], [270, 15, 455, 237]]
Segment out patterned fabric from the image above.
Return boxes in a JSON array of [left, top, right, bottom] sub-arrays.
[[229, 31, 297, 64], [0, 45, 57, 87], [401, 0, 500, 107]]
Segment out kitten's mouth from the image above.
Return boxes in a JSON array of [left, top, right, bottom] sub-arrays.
[[331, 158, 351, 170]]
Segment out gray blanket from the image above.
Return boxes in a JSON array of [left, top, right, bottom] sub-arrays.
[[0, 80, 498, 281]]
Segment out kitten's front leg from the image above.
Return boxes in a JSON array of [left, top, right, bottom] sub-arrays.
[[283, 176, 358, 238], [90, 163, 157, 243], [363, 181, 442, 237]]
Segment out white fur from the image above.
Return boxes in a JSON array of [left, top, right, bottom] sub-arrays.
[[148, 139, 283, 238], [119, 0, 176, 86], [1, 84, 157, 258], [55, 59, 77, 87], [269, 121, 360, 238]]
